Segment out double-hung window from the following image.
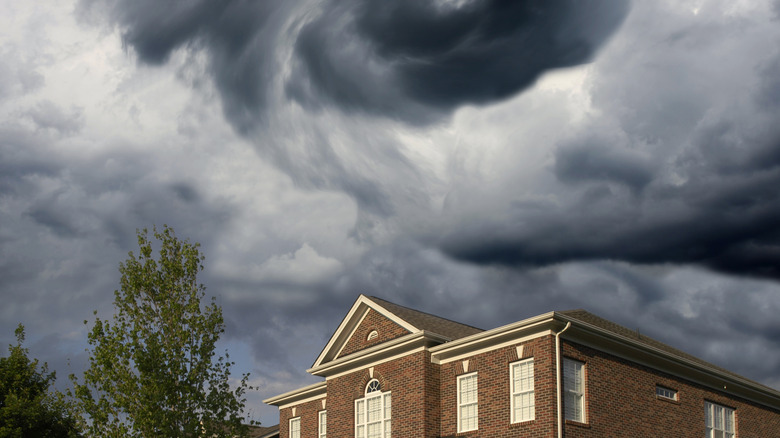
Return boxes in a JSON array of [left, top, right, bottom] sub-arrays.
[[289, 417, 300, 438], [511, 358, 535, 422], [457, 372, 478, 432], [563, 358, 585, 423], [355, 379, 391, 438], [319, 410, 327, 438], [705, 401, 735, 438]]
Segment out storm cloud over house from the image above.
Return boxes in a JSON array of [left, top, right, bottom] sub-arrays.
[[2, 0, 780, 426]]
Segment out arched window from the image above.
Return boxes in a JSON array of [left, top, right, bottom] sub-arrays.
[[355, 379, 391, 438], [367, 330, 379, 341]]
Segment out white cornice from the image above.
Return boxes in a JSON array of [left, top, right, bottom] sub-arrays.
[[263, 381, 327, 408], [308, 331, 450, 377], [430, 312, 559, 364]]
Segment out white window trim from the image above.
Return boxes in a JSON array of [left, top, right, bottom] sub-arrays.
[[563, 358, 585, 423], [511, 358, 535, 423], [355, 380, 391, 438], [319, 410, 327, 438], [705, 401, 735, 438], [656, 385, 678, 401], [289, 417, 301, 438], [457, 372, 479, 433]]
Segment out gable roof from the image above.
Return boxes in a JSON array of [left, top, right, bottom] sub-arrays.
[[368, 296, 484, 340], [310, 295, 483, 370], [247, 424, 279, 438]]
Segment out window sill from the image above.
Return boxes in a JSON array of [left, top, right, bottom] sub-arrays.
[[565, 419, 590, 429], [656, 395, 680, 405]]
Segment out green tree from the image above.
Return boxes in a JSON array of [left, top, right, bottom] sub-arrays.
[[0, 324, 81, 438], [71, 226, 251, 438]]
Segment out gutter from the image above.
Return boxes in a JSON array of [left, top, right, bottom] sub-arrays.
[[555, 322, 571, 438]]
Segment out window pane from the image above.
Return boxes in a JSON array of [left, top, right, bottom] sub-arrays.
[[460, 404, 477, 431], [357, 390, 390, 438], [563, 359, 584, 422], [367, 423, 381, 438], [705, 402, 735, 438], [724, 408, 734, 433], [368, 396, 382, 422], [458, 374, 478, 431], [512, 359, 534, 422], [460, 375, 477, 404], [356, 400, 365, 424], [384, 393, 391, 419], [290, 418, 300, 438]]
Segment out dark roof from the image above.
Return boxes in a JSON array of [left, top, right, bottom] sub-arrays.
[[369, 296, 484, 341], [558, 309, 777, 393], [247, 424, 279, 438]]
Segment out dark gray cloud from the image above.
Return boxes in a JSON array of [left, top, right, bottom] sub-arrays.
[[79, 0, 629, 126], [438, 2, 780, 280], [288, 0, 630, 121], [4, 0, 780, 427], [554, 136, 655, 191]]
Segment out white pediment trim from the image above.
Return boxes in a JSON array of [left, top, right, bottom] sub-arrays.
[[311, 295, 420, 369]]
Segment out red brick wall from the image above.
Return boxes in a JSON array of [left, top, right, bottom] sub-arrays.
[[277, 334, 780, 438], [337, 309, 411, 359], [438, 335, 557, 438], [560, 341, 780, 438], [326, 350, 440, 438], [278, 396, 325, 438]]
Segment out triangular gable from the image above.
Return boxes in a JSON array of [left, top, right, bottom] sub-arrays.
[[311, 295, 419, 368], [336, 307, 413, 359]]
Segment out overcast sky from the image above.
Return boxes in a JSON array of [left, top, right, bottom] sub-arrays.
[[2, 0, 780, 426]]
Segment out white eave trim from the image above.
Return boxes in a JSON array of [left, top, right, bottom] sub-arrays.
[[430, 312, 558, 364], [263, 381, 327, 407], [555, 313, 780, 410], [308, 330, 450, 377]]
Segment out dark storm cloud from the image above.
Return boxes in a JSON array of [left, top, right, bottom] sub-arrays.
[[438, 3, 780, 280], [441, 167, 780, 278], [79, 0, 629, 125], [554, 138, 655, 191], [288, 0, 630, 121]]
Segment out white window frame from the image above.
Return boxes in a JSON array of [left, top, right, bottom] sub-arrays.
[[355, 379, 391, 438], [289, 417, 301, 438], [656, 385, 678, 401], [319, 410, 327, 438], [457, 372, 478, 432], [511, 358, 535, 423], [563, 358, 585, 423], [705, 401, 735, 438]]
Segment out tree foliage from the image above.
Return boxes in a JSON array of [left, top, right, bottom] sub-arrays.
[[0, 324, 81, 438], [71, 226, 251, 438]]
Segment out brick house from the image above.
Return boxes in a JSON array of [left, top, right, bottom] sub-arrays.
[[264, 295, 780, 437]]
